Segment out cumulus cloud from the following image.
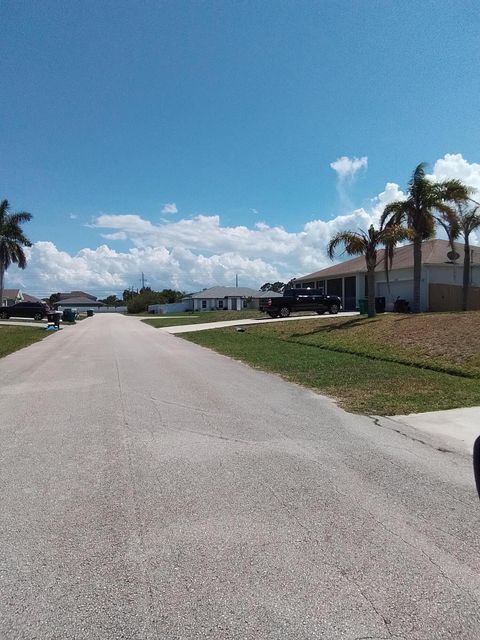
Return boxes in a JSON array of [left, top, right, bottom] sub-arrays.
[[161, 203, 178, 214], [9, 183, 403, 296], [6, 154, 479, 296], [330, 156, 368, 180], [427, 153, 480, 195]]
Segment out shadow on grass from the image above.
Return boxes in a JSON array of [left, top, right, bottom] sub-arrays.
[[290, 315, 380, 339]]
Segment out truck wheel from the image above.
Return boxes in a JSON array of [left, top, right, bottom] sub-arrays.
[[279, 306, 291, 318], [0, 310, 8, 319], [329, 304, 339, 315], [34, 313, 43, 321]]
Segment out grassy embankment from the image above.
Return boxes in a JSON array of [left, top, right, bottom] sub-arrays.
[[181, 312, 480, 415], [0, 326, 50, 359]]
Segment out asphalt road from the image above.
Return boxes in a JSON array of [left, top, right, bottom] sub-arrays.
[[1, 314, 479, 640]]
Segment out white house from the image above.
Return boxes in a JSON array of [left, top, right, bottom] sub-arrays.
[[189, 287, 282, 311], [294, 239, 480, 312], [54, 291, 105, 310], [1, 288, 23, 306]]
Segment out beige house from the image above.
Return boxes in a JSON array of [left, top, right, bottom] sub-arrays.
[[294, 239, 480, 312]]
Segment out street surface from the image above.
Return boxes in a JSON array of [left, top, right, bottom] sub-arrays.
[[1, 314, 479, 639]]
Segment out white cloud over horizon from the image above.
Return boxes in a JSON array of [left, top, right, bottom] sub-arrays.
[[6, 154, 480, 297]]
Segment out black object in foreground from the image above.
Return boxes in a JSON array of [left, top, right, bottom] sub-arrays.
[[474, 435, 480, 499]]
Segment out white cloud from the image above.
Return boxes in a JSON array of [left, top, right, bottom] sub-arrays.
[[6, 154, 479, 296], [161, 203, 178, 214], [101, 231, 128, 241], [330, 156, 368, 180], [427, 153, 480, 195], [69, 213, 78, 220]]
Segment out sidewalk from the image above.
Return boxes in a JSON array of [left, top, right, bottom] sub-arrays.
[[0, 320, 46, 329], [160, 311, 359, 334], [386, 406, 480, 454]]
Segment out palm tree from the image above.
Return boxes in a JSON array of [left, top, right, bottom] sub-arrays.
[[0, 200, 33, 309], [380, 163, 471, 313], [437, 202, 480, 310], [328, 224, 410, 318]]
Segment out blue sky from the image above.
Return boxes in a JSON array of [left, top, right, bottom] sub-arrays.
[[2, 1, 480, 295]]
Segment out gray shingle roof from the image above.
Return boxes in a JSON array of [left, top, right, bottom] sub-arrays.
[[56, 297, 104, 306], [190, 286, 260, 299]]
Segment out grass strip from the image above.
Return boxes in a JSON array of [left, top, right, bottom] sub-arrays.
[[0, 326, 50, 359], [181, 327, 480, 415]]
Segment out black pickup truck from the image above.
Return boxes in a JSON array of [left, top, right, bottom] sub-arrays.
[[259, 288, 342, 318]]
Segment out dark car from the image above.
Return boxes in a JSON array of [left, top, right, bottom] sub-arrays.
[[259, 288, 342, 318], [0, 301, 50, 321]]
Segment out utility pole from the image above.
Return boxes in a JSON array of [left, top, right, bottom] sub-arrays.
[[141, 272, 145, 290], [235, 273, 238, 288]]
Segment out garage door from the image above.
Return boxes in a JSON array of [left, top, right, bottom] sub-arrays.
[[376, 281, 413, 310]]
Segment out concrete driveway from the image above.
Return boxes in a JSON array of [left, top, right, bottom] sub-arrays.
[[156, 311, 359, 334], [0, 313, 479, 639]]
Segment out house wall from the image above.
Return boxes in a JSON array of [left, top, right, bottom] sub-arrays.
[[374, 267, 421, 311], [428, 263, 480, 287], [192, 297, 246, 311], [148, 301, 193, 314]]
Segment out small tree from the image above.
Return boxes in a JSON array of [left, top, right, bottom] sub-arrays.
[[328, 224, 411, 318], [438, 202, 480, 311], [0, 200, 33, 307]]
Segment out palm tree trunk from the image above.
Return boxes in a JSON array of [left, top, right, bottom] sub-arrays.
[[0, 263, 4, 309], [412, 235, 422, 313], [367, 267, 376, 318], [462, 236, 470, 311]]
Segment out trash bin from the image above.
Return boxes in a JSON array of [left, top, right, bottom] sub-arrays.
[[62, 308, 76, 323], [87, 309, 94, 317], [47, 311, 62, 329], [375, 296, 386, 313], [358, 298, 368, 314]]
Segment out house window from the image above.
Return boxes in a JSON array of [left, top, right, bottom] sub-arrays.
[[201, 300, 207, 309], [316, 280, 325, 293], [218, 299, 224, 309]]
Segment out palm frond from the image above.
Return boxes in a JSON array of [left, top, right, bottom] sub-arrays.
[[409, 163, 428, 188], [380, 201, 409, 228], [327, 231, 365, 260]]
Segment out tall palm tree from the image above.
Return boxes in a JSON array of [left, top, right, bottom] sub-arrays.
[[328, 224, 410, 318], [0, 200, 33, 308], [437, 201, 480, 311], [380, 163, 471, 313]]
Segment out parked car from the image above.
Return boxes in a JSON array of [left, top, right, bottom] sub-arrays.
[[259, 288, 342, 318], [0, 301, 50, 321]]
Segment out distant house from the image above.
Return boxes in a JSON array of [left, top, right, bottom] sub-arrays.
[[1, 288, 23, 306], [188, 286, 282, 312], [294, 239, 480, 312], [54, 291, 104, 310]]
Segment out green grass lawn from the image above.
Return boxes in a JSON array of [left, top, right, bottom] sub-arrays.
[[0, 326, 50, 359], [142, 309, 264, 328], [181, 312, 480, 415]]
